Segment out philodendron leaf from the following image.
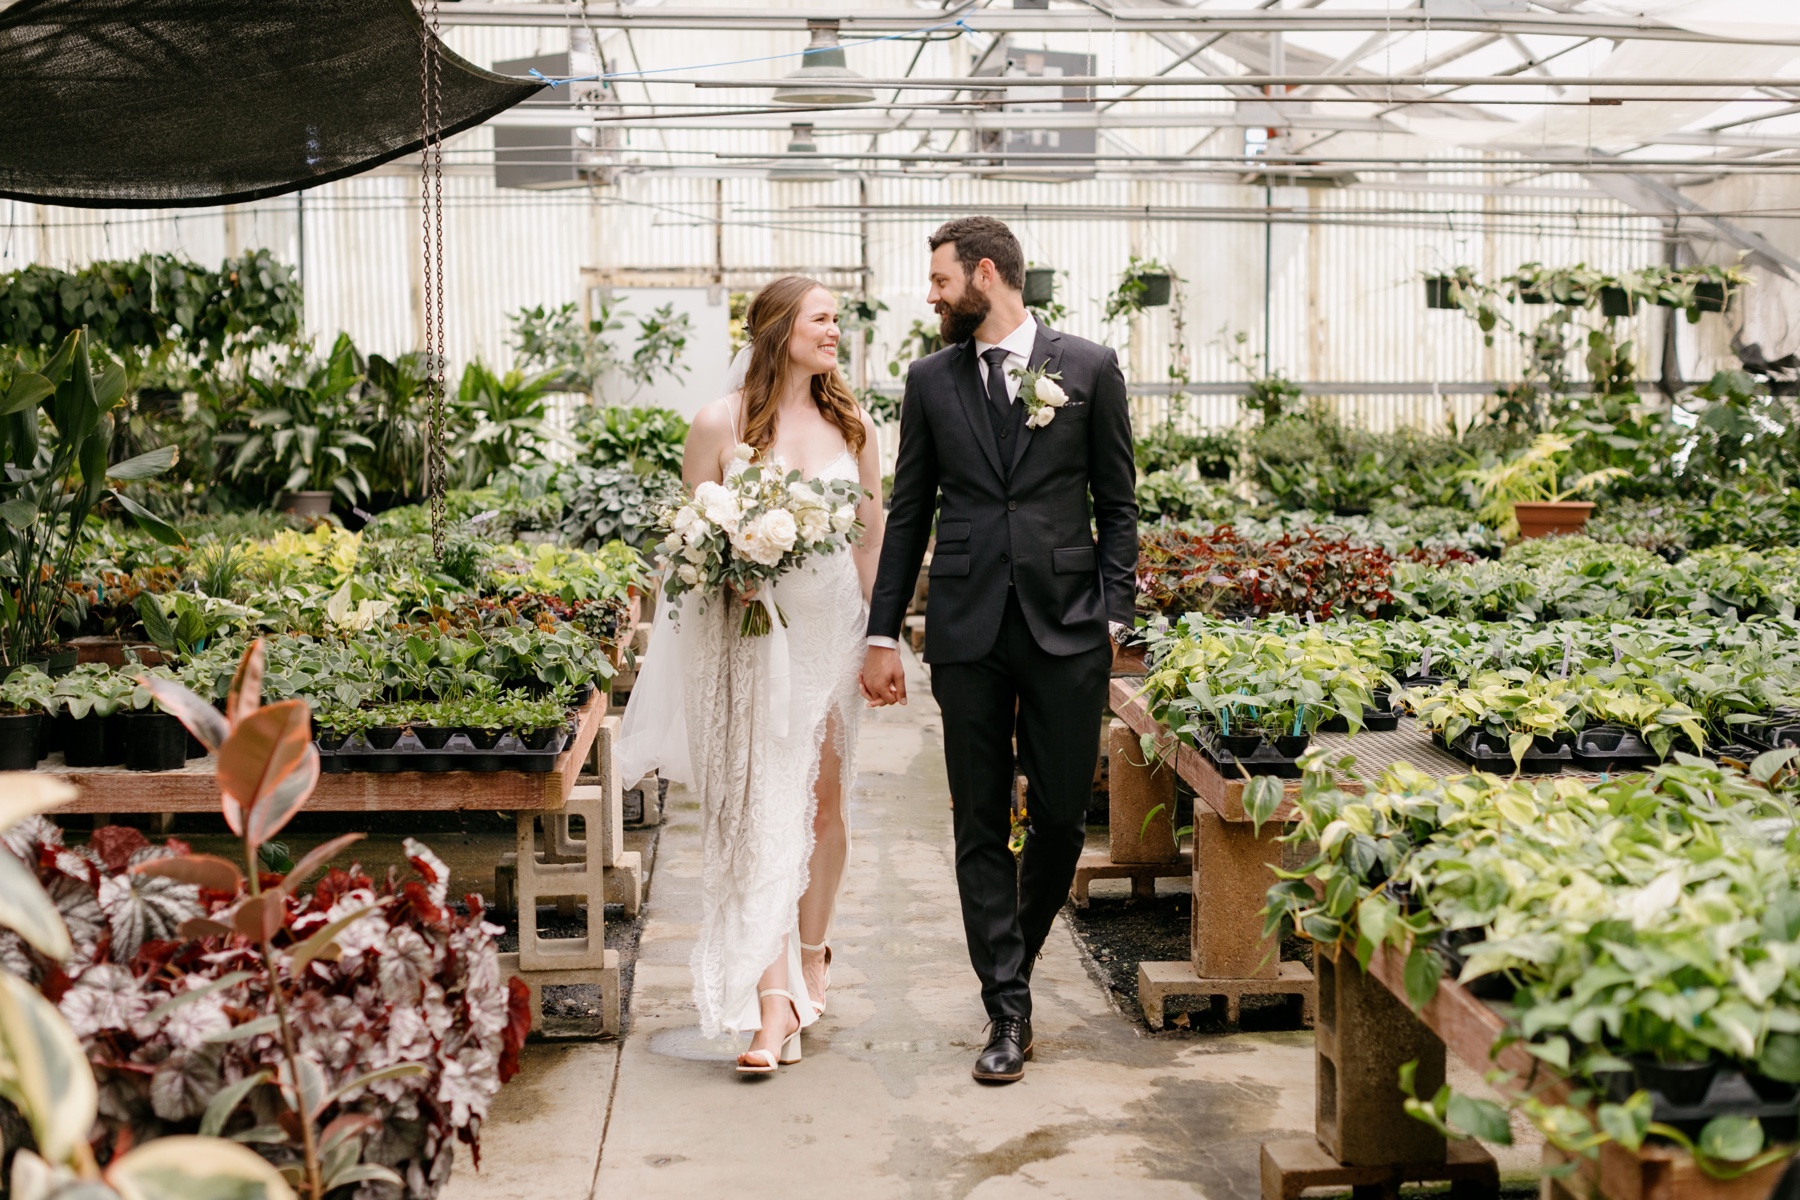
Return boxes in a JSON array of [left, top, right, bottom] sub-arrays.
[[135, 593, 176, 652], [1445, 1091, 1514, 1144], [0, 498, 37, 530], [105, 1134, 296, 1200], [1697, 1115, 1765, 1163], [1404, 941, 1443, 1011], [1597, 1091, 1654, 1152], [0, 972, 98, 1163], [1243, 775, 1287, 835], [1751, 748, 1800, 784]]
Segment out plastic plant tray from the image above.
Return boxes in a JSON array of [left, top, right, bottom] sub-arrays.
[[317, 726, 572, 774], [1443, 728, 1574, 774], [1194, 726, 1304, 779]]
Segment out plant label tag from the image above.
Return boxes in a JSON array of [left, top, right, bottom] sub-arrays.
[[1560, 637, 1574, 679], [1419, 647, 1433, 676]]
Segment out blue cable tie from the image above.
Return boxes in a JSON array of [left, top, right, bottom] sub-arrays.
[[527, 17, 972, 88]]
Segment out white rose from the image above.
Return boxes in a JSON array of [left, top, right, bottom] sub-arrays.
[[683, 541, 709, 564], [1025, 407, 1055, 429], [671, 505, 699, 533], [788, 481, 825, 509], [693, 481, 742, 532], [762, 508, 798, 553], [1034, 376, 1068, 407], [731, 512, 791, 567], [799, 508, 832, 542], [830, 504, 857, 533], [677, 564, 700, 586]]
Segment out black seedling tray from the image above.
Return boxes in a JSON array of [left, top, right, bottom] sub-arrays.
[[1594, 1063, 1799, 1141], [1571, 724, 1663, 773], [1316, 704, 1401, 734], [1443, 728, 1573, 774], [1195, 726, 1304, 778], [318, 726, 572, 774], [1740, 717, 1800, 753]]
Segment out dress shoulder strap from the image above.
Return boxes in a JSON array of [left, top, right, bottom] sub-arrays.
[[725, 395, 742, 444]]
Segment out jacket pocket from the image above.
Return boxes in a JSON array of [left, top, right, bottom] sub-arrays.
[[1051, 545, 1097, 574], [929, 554, 971, 577], [935, 519, 972, 544]]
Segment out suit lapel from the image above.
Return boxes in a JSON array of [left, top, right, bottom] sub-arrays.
[[1010, 325, 1064, 474], [951, 340, 1007, 481]]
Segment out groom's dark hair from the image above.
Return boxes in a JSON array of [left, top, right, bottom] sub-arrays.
[[929, 217, 1025, 291]]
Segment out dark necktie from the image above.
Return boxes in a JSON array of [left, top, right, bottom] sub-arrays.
[[981, 346, 1015, 445]]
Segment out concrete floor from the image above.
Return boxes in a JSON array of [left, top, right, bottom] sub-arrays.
[[447, 647, 1540, 1200]]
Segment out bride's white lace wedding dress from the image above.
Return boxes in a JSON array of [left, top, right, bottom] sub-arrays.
[[617, 441, 865, 1038]]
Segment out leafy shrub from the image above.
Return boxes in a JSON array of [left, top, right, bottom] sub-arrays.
[[1133, 425, 1236, 478], [554, 463, 683, 551], [1135, 469, 1237, 524], [572, 405, 688, 476]]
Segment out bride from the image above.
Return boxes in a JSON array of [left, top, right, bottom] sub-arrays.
[[618, 275, 885, 1075]]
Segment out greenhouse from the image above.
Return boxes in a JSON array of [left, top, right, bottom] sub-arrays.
[[4, 0, 1800, 1197]]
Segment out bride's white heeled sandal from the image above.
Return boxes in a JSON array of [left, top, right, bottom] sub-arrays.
[[800, 942, 832, 1017], [736, 989, 803, 1074]]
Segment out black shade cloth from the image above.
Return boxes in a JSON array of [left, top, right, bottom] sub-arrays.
[[0, 0, 543, 208]]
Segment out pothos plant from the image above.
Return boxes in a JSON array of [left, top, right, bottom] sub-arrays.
[[0, 775, 296, 1200]]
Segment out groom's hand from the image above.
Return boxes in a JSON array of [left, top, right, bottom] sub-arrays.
[[860, 646, 907, 707]]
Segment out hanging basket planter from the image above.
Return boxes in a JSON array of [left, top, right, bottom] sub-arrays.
[[1133, 272, 1173, 308], [1023, 266, 1056, 307], [1693, 281, 1729, 313], [1424, 276, 1457, 309], [1516, 286, 1548, 305], [278, 490, 334, 518], [1599, 286, 1637, 318]]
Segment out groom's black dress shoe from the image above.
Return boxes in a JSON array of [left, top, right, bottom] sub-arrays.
[[972, 1016, 1034, 1084]]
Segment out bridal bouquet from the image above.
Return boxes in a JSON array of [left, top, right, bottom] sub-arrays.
[[655, 443, 865, 636]]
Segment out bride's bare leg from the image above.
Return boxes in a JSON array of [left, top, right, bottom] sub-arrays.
[[799, 712, 847, 1005], [741, 939, 801, 1064]]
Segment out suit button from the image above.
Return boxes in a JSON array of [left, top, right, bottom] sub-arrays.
[[1000, 553, 1010, 563], [1007, 500, 1017, 511]]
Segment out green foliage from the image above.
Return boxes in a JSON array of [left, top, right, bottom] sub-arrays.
[[219, 333, 373, 505], [510, 297, 691, 402], [449, 360, 555, 489], [1134, 424, 1236, 478], [555, 463, 683, 551], [572, 403, 689, 475], [0, 251, 301, 367], [1103, 255, 1174, 325]]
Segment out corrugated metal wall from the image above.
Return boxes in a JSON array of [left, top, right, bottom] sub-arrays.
[[0, 17, 1708, 440]]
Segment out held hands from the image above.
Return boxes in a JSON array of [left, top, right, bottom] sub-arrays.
[[859, 646, 907, 707]]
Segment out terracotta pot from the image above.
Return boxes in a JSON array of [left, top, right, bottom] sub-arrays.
[[1512, 501, 1594, 539]]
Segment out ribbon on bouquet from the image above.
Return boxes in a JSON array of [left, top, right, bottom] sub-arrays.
[[760, 593, 792, 739]]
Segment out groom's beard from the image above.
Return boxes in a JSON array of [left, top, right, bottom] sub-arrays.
[[936, 290, 990, 345]]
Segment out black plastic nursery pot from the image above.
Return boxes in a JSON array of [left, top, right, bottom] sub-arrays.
[[1273, 733, 1311, 759], [521, 726, 561, 751], [1134, 272, 1172, 307], [1600, 286, 1637, 318], [59, 712, 126, 767], [315, 728, 350, 752], [468, 727, 505, 750], [1630, 1057, 1720, 1109], [0, 712, 43, 771], [122, 711, 188, 772], [1424, 276, 1456, 309], [1693, 281, 1728, 313], [414, 725, 458, 750], [364, 726, 404, 750], [1220, 731, 1263, 759], [1023, 267, 1056, 307], [1517, 286, 1548, 305]]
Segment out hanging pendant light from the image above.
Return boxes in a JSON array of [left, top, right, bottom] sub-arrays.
[[770, 21, 875, 105], [767, 123, 840, 181]]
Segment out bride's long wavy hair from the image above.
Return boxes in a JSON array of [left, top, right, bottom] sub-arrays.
[[739, 275, 865, 458]]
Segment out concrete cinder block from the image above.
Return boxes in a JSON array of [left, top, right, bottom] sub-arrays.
[[1192, 809, 1282, 980], [1108, 719, 1180, 865], [1314, 949, 1446, 1168]]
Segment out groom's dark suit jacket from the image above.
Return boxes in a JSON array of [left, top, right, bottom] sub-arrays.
[[868, 323, 1138, 663]]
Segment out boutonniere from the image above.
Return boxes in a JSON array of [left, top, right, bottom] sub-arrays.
[[1010, 361, 1068, 429]]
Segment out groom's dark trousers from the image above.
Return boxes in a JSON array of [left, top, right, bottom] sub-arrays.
[[867, 322, 1137, 1021]]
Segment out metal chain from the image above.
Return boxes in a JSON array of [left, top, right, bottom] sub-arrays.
[[420, 0, 448, 557]]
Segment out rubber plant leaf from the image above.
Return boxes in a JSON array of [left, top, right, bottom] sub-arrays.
[[0, 972, 97, 1164], [244, 744, 320, 850], [217, 701, 313, 845], [132, 854, 244, 895], [226, 639, 266, 727], [277, 832, 364, 898], [104, 1134, 296, 1200]]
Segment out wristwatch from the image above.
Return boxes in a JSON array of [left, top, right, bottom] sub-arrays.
[[1108, 621, 1135, 647]]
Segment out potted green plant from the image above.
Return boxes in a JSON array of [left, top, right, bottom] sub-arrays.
[[221, 332, 375, 513], [51, 664, 134, 767], [1105, 256, 1175, 323], [1466, 433, 1631, 540], [0, 331, 183, 674], [0, 667, 52, 770]]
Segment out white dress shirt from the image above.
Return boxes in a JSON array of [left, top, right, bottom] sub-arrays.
[[973, 313, 1039, 403]]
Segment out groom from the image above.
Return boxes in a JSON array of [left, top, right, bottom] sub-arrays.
[[861, 216, 1137, 1084]]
